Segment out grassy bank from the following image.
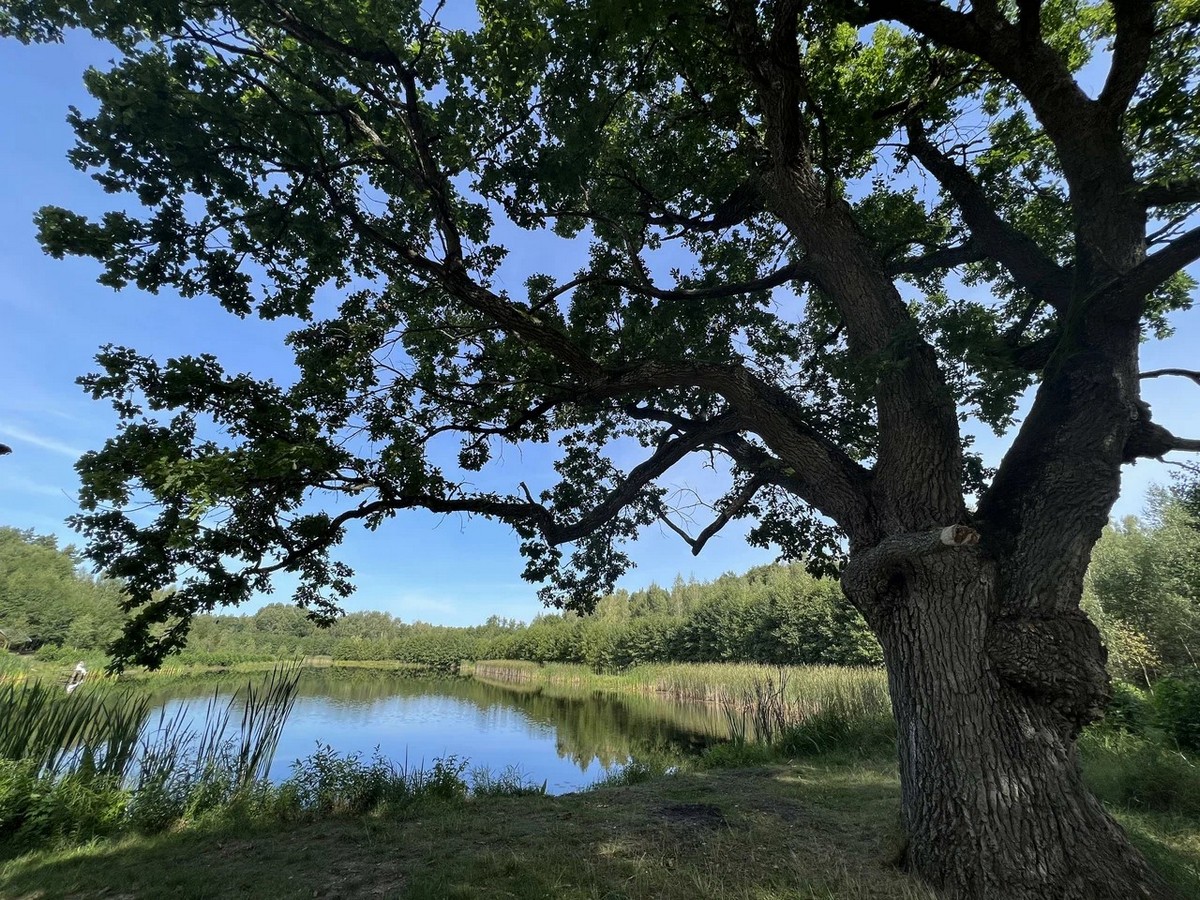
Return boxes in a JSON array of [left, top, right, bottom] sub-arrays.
[[468, 660, 890, 711], [0, 760, 933, 900], [3, 758, 1197, 900], [3, 658, 1199, 896]]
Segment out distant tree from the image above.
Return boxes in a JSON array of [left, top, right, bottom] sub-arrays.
[[0, 527, 124, 649], [1169, 460, 1200, 523], [5, 1, 1200, 895], [1085, 496, 1200, 680]]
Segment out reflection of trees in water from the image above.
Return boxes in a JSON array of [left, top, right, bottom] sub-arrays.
[[481, 684, 723, 768], [133, 670, 728, 769]]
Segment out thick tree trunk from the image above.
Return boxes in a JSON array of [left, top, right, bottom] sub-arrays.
[[858, 551, 1175, 900]]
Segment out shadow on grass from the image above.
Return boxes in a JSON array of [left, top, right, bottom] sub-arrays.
[[3, 760, 1197, 900], [0, 764, 935, 900]]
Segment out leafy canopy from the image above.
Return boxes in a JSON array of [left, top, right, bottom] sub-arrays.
[[2, 0, 1197, 666]]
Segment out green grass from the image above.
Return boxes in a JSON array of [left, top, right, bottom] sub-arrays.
[[0, 761, 940, 900], [3, 755, 1197, 899], [4, 658, 1198, 897]]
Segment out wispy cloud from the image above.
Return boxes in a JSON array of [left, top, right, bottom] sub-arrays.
[[0, 473, 76, 498], [0, 425, 84, 459]]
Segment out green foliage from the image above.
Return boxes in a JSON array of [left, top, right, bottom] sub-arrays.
[[1106, 681, 1155, 734], [6, 0, 1193, 669], [0, 762, 130, 848], [0, 527, 127, 652], [1083, 495, 1200, 682], [163, 563, 882, 673], [1153, 677, 1200, 753], [278, 743, 421, 818]]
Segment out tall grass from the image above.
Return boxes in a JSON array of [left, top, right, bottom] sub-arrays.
[[0, 680, 150, 778], [0, 662, 304, 847], [472, 660, 898, 760], [471, 660, 891, 712], [135, 662, 302, 792]]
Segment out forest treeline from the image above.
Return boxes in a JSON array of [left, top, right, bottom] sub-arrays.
[[3, 484, 1199, 681]]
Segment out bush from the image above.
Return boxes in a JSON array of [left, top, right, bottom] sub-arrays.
[[278, 744, 470, 818], [1105, 680, 1154, 733], [1152, 676, 1200, 752], [0, 769, 129, 849]]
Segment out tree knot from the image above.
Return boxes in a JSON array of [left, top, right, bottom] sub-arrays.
[[988, 611, 1111, 732]]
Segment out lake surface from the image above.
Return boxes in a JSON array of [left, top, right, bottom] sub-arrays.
[[139, 670, 732, 794]]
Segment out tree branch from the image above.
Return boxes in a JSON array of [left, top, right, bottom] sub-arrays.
[[864, 0, 1109, 204], [1124, 413, 1200, 460], [589, 261, 811, 304], [886, 241, 987, 278], [1140, 178, 1200, 208], [725, 4, 966, 533], [1140, 368, 1200, 386], [540, 411, 747, 545], [1089, 223, 1200, 307], [688, 474, 770, 556], [1099, 0, 1157, 116], [906, 121, 1072, 309], [642, 179, 763, 235]]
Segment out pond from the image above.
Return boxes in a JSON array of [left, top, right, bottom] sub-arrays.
[[137, 669, 733, 794]]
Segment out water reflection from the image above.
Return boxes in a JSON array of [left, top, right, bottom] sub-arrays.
[[136, 670, 729, 793]]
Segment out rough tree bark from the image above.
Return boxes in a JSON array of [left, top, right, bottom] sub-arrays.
[[729, 2, 1191, 895], [843, 530, 1172, 899]]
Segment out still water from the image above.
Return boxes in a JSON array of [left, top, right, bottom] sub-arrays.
[[140, 670, 731, 794]]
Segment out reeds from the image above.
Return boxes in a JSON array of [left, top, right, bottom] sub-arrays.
[[472, 660, 891, 718], [0, 680, 150, 778], [472, 660, 897, 756], [0, 661, 305, 847], [0, 661, 303, 788], [135, 661, 302, 790]]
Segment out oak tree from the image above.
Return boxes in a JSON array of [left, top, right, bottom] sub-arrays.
[[5, 0, 1200, 896]]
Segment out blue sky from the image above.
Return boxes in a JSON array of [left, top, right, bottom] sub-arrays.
[[1, 30, 1197, 627]]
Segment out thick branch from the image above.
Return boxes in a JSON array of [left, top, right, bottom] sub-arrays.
[[725, 6, 966, 532], [624, 401, 874, 541], [593, 261, 810, 303], [643, 180, 763, 235], [906, 122, 1072, 308], [887, 242, 987, 278], [260, 412, 752, 578], [1088, 223, 1200, 307], [1140, 178, 1200, 208], [1099, 0, 1157, 116], [865, 0, 1119, 208], [1124, 411, 1200, 460], [541, 411, 747, 545]]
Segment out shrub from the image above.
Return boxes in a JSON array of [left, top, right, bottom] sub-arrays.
[[1152, 676, 1200, 752], [1104, 680, 1153, 733]]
